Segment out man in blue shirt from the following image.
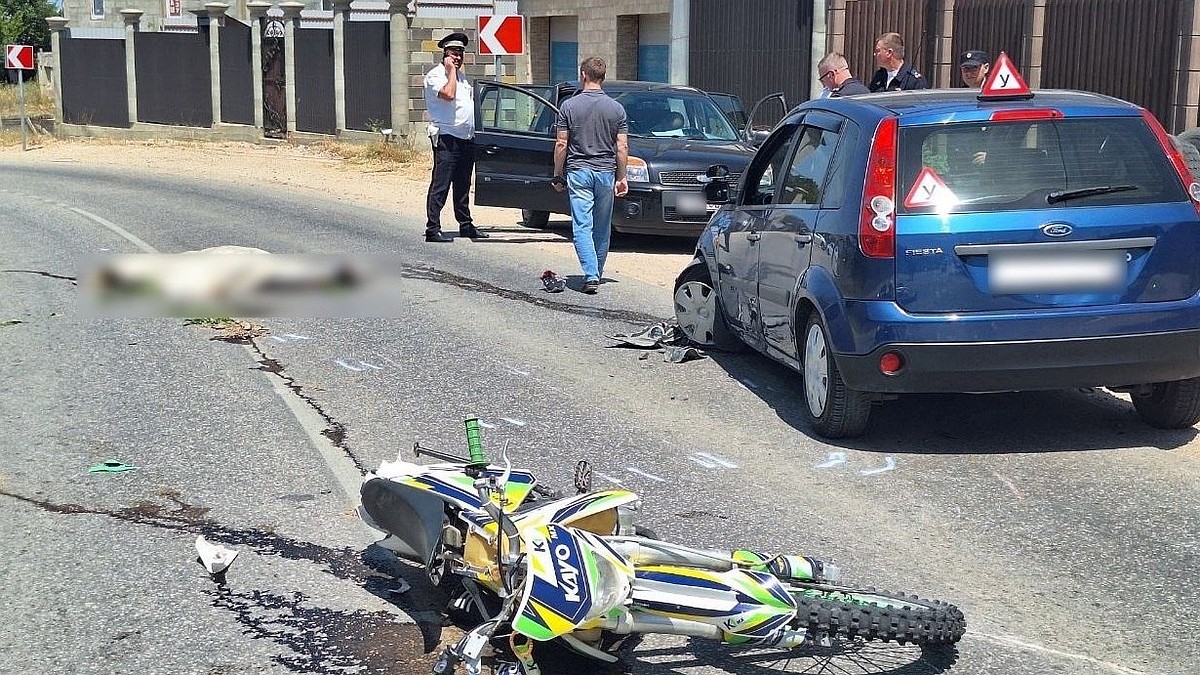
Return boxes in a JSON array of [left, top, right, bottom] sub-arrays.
[[551, 57, 629, 294]]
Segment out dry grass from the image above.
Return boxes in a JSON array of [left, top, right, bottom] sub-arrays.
[[314, 138, 424, 172], [0, 128, 55, 148], [0, 83, 55, 117]]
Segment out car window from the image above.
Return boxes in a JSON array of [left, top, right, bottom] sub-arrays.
[[740, 123, 801, 206], [779, 126, 840, 206], [708, 92, 748, 132], [610, 91, 739, 141], [900, 117, 1186, 213], [478, 86, 556, 136]]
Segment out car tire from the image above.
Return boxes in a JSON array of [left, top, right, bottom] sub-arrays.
[[1131, 377, 1200, 429], [672, 263, 748, 352], [801, 314, 871, 439], [522, 209, 550, 229], [1172, 135, 1200, 179]]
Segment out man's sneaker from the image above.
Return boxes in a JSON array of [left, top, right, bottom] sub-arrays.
[[582, 279, 600, 294]]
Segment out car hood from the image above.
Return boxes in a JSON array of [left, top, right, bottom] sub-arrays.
[[627, 138, 755, 168]]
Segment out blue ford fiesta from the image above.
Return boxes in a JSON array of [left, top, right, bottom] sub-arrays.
[[674, 71, 1200, 438]]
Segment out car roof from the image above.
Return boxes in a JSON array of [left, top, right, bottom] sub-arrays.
[[800, 88, 1144, 125], [554, 80, 710, 96]]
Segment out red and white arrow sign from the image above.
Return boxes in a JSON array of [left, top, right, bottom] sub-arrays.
[[5, 44, 34, 70], [477, 15, 525, 56]]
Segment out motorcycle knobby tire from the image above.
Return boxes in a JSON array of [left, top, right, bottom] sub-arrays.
[[790, 587, 966, 646]]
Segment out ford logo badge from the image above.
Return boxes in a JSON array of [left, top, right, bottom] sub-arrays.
[[1041, 223, 1073, 237]]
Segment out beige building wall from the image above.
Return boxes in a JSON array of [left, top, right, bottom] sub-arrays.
[[521, 0, 670, 81]]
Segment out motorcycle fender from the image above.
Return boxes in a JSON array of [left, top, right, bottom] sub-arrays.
[[360, 477, 446, 569], [632, 565, 797, 644]]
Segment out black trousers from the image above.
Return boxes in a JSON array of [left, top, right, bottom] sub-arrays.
[[425, 134, 475, 235]]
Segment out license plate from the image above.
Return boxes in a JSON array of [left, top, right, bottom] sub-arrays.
[[675, 192, 708, 216], [989, 250, 1125, 294]]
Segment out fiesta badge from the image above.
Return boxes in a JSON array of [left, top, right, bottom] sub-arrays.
[[1041, 223, 1073, 237]]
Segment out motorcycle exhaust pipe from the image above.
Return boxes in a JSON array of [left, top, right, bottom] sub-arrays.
[[600, 612, 724, 640]]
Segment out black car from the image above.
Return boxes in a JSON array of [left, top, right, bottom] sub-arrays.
[[473, 80, 781, 237]]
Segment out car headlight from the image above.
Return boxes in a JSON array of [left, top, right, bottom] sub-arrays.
[[626, 156, 650, 183]]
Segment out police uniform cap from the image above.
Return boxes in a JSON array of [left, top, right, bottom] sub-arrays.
[[438, 32, 469, 50], [960, 50, 989, 67]]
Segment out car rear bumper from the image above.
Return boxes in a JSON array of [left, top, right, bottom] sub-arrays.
[[837, 329, 1200, 393]]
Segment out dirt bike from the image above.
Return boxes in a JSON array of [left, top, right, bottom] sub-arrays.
[[357, 424, 966, 674]]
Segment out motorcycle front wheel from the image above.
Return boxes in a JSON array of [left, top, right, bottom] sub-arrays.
[[785, 584, 966, 646]]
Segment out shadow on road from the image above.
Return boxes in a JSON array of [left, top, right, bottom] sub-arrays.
[[529, 215, 698, 255]]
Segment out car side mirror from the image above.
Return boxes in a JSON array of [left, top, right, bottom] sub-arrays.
[[699, 164, 732, 204]]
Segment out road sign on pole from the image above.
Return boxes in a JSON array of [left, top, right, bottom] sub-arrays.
[[477, 15, 525, 56], [5, 44, 34, 70]]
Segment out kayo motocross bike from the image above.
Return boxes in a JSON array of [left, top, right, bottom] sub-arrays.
[[358, 424, 966, 675]]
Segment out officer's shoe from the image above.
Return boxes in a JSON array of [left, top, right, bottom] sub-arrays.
[[459, 226, 490, 240], [425, 231, 454, 243]]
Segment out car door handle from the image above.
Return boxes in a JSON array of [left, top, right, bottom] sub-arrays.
[[747, 232, 761, 242], [795, 233, 812, 244], [483, 145, 500, 155]]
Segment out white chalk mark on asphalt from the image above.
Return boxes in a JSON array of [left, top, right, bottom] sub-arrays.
[[499, 417, 526, 427], [814, 452, 848, 469], [626, 467, 666, 482], [859, 456, 898, 476], [282, 334, 312, 340], [597, 472, 625, 485], [269, 336, 289, 344], [334, 359, 363, 372], [477, 420, 496, 429], [357, 361, 384, 371], [694, 451, 738, 468], [506, 366, 530, 376], [991, 471, 1026, 501], [69, 207, 159, 254], [688, 455, 719, 469], [966, 632, 1144, 674]]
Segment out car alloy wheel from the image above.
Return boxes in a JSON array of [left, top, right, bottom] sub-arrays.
[[804, 322, 830, 418], [674, 280, 719, 346]]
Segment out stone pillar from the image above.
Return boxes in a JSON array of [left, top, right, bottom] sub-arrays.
[[332, 0, 351, 132], [205, 3, 229, 127], [810, 0, 827, 99], [387, 0, 416, 139], [120, 9, 143, 126], [1026, 0, 1047, 89], [280, 1, 304, 134], [46, 17, 68, 126], [827, 0, 846, 57], [934, 0, 954, 88], [247, 1, 270, 130], [669, 0, 688, 85]]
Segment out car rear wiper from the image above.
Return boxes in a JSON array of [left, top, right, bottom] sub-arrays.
[[1046, 184, 1139, 204]]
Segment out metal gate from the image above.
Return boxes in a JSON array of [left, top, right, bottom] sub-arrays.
[[262, 18, 286, 137]]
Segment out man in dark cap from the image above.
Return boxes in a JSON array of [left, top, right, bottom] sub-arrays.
[[423, 31, 489, 242], [959, 50, 991, 89], [868, 32, 927, 92]]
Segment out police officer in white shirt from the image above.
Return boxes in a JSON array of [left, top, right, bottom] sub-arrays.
[[423, 32, 489, 242]]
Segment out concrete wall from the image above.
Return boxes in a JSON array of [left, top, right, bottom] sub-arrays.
[[521, 0, 670, 80]]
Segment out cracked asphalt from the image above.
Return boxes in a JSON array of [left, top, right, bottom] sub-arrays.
[[1, 160, 1197, 675]]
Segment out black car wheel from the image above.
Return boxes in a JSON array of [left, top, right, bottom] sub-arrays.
[[1132, 377, 1200, 429], [673, 263, 747, 352], [801, 314, 871, 438]]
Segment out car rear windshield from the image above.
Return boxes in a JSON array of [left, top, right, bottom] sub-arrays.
[[609, 91, 740, 141], [897, 117, 1187, 214]]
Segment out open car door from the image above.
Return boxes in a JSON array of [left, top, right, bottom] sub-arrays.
[[474, 81, 569, 215], [743, 92, 788, 147]]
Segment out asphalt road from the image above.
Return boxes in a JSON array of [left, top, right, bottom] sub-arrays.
[[0, 161, 1196, 675]]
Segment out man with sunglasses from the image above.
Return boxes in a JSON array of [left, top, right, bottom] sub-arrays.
[[817, 52, 869, 97], [868, 32, 927, 92]]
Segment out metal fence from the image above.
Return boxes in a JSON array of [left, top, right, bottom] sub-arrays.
[[220, 19, 254, 125], [59, 35, 128, 128], [843, 0, 934, 90], [344, 22, 390, 132], [951, 0, 1029, 76], [135, 31, 212, 127], [295, 28, 336, 135]]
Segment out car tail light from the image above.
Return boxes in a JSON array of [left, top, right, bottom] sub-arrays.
[[989, 109, 1063, 122], [860, 117, 898, 258], [1140, 108, 1200, 216]]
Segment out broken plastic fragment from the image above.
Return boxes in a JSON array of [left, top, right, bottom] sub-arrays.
[[88, 459, 139, 473], [195, 535, 240, 575], [663, 346, 707, 363]]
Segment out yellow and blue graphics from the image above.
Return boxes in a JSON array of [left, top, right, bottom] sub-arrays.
[[631, 565, 798, 644]]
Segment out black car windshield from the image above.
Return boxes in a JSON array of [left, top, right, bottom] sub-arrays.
[[610, 91, 740, 141], [898, 117, 1186, 213]]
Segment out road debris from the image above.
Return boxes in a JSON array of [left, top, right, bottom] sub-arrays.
[[540, 269, 566, 293], [195, 535, 240, 581], [88, 458, 139, 473]]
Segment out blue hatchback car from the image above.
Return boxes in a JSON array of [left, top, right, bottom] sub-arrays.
[[674, 76, 1200, 438]]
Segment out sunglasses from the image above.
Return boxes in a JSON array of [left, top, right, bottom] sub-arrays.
[[819, 68, 844, 81]]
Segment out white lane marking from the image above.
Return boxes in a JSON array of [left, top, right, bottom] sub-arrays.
[[499, 417, 526, 427], [688, 455, 718, 469], [335, 359, 363, 372], [814, 452, 848, 469], [596, 472, 625, 485], [357, 360, 383, 371], [69, 207, 158, 253], [991, 471, 1026, 500], [626, 466, 666, 482], [693, 451, 738, 468], [859, 456, 897, 476], [967, 631, 1145, 674]]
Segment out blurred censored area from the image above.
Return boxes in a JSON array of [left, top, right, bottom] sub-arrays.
[[80, 249, 408, 318]]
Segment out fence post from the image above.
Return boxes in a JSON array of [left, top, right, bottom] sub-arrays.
[[1026, 0, 1047, 89], [387, 0, 416, 141], [46, 16, 68, 127], [247, 1, 271, 130], [280, 1, 305, 134], [331, 0, 351, 133], [204, 3, 229, 127], [120, 9, 143, 127]]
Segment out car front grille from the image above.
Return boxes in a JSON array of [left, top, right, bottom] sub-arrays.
[[659, 170, 741, 187]]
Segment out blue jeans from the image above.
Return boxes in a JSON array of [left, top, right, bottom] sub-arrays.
[[566, 168, 615, 282]]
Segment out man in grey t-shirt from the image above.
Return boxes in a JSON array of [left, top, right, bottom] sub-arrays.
[[552, 57, 629, 294]]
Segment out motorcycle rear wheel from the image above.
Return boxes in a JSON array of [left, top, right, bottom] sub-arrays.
[[786, 584, 966, 646]]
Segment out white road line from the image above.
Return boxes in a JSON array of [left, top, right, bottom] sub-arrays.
[[966, 631, 1145, 674], [813, 451, 848, 469], [688, 455, 718, 468], [859, 456, 897, 476], [499, 417, 526, 427], [69, 207, 158, 253], [626, 466, 666, 482], [693, 451, 738, 468]]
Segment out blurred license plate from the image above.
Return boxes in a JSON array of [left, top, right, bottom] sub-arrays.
[[676, 192, 708, 216], [989, 250, 1125, 294]]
